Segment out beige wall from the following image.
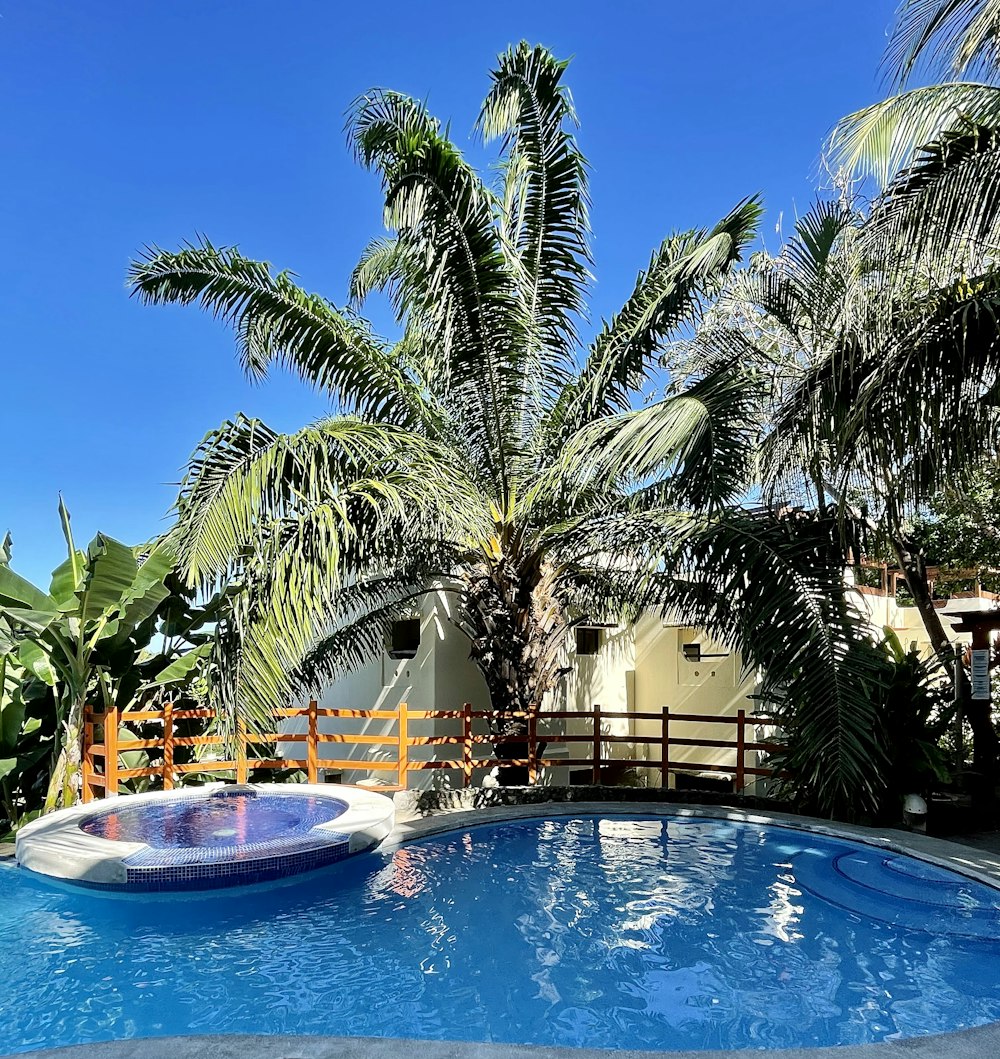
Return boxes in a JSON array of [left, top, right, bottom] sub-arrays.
[[295, 576, 996, 792]]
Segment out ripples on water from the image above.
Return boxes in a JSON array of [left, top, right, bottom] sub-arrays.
[[3, 816, 1000, 1053]]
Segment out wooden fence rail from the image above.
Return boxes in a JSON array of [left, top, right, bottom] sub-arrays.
[[81, 702, 781, 802]]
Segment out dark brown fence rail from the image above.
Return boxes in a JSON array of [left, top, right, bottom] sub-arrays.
[[82, 702, 780, 801]]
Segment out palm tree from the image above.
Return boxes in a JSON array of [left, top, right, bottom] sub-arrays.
[[704, 197, 1000, 793], [130, 45, 887, 811]]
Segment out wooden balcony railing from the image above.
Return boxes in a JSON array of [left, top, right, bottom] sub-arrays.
[[81, 702, 781, 802]]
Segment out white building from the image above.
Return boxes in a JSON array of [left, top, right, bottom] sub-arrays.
[[284, 567, 997, 790]]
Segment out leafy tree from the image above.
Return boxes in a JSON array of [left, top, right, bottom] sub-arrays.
[[909, 458, 1000, 570], [130, 44, 888, 812]]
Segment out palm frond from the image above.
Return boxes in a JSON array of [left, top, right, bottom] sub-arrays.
[[885, 0, 1000, 87], [551, 504, 887, 815], [175, 413, 481, 587], [214, 541, 468, 730], [842, 275, 1000, 506], [349, 90, 523, 495], [547, 198, 761, 445], [478, 42, 591, 396], [128, 240, 423, 425], [829, 82, 1000, 186], [738, 201, 862, 345], [866, 121, 1000, 271], [539, 360, 761, 517]]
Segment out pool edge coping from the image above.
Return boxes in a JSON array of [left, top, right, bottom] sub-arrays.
[[10, 798, 1000, 1059]]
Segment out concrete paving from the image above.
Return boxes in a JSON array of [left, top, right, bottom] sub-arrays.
[[19, 1025, 1000, 1059], [9, 796, 1000, 1059]]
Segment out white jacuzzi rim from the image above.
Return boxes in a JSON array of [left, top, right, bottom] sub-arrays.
[[14, 782, 395, 887]]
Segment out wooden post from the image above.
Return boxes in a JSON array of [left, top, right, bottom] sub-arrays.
[[236, 715, 248, 784], [528, 703, 538, 785], [591, 704, 602, 784], [398, 701, 409, 789], [162, 701, 174, 791], [735, 708, 746, 792], [462, 701, 473, 788], [307, 698, 319, 784], [104, 704, 119, 798], [661, 706, 670, 789]]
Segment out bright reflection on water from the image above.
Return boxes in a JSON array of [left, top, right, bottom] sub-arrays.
[[4, 816, 1000, 1053]]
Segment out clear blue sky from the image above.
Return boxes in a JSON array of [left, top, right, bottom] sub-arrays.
[[1, 0, 895, 587]]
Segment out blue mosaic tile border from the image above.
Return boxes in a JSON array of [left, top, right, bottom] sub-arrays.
[[73, 831, 355, 892], [118, 835, 351, 891], [122, 831, 349, 868]]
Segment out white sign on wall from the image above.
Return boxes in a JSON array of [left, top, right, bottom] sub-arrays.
[[971, 648, 991, 701]]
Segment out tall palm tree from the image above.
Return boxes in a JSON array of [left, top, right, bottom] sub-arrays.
[[131, 45, 886, 811]]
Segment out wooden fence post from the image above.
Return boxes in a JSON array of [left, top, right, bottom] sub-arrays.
[[236, 716, 248, 783], [735, 708, 746, 792], [307, 698, 319, 784], [591, 704, 602, 784], [398, 701, 409, 789], [162, 701, 174, 791], [462, 702, 473, 788], [104, 704, 119, 798], [661, 706, 670, 789], [528, 703, 538, 785]]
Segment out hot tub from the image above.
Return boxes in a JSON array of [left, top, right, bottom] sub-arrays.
[[15, 783, 394, 890]]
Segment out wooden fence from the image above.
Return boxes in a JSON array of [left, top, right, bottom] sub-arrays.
[[81, 702, 781, 802]]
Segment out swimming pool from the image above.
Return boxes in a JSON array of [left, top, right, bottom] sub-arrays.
[[3, 814, 1000, 1054]]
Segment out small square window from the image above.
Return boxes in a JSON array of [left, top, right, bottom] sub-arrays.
[[388, 618, 420, 659], [576, 627, 601, 655]]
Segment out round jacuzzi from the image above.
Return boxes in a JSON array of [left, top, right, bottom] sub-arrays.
[[14, 783, 394, 890]]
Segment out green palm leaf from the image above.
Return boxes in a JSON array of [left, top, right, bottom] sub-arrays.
[[548, 198, 761, 445], [349, 90, 523, 494], [478, 42, 591, 396], [885, 0, 1000, 87], [830, 82, 1000, 186], [129, 241, 424, 425]]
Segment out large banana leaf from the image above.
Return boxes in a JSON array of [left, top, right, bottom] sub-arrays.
[[79, 534, 143, 624]]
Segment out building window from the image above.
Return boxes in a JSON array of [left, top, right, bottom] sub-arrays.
[[576, 626, 601, 655], [388, 618, 421, 659]]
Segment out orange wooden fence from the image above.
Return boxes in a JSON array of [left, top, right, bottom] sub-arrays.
[[81, 702, 780, 802]]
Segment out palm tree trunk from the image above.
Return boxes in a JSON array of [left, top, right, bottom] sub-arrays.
[[892, 536, 998, 803], [461, 557, 565, 784]]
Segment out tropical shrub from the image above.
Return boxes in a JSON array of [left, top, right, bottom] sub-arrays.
[[0, 642, 54, 838], [0, 502, 223, 813], [765, 628, 950, 823]]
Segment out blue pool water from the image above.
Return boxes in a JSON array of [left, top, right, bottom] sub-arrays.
[[79, 792, 348, 848], [4, 815, 1000, 1053]]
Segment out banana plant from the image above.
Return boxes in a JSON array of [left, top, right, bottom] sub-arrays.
[[0, 649, 52, 837], [0, 500, 175, 811]]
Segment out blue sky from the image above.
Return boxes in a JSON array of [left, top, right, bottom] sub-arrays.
[[1, 0, 895, 587]]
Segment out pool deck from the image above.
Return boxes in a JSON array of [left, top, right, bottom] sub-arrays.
[[10, 793, 1000, 1059]]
